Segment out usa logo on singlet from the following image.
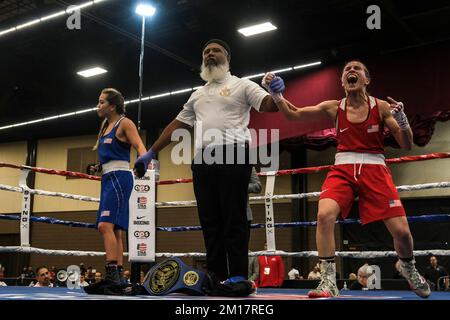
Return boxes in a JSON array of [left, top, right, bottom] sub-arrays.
[[389, 199, 402, 208], [367, 124, 379, 133]]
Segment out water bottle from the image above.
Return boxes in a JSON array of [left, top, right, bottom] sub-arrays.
[[340, 281, 349, 293]]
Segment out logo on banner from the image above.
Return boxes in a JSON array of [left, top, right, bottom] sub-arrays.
[[134, 231, 150, 239], [137, 243, 148, 256], [137, 197, 148, 209], [134, 185, 150, 193], [21, 212, 29, 228], [133, 220, 150, 225]]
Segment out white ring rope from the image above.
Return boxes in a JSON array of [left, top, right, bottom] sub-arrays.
[[155, 182, 450, 207], [2, 246, 450, 259], [1, 181, 450, 208]]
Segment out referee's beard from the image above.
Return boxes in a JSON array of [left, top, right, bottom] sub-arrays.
[[200, 59, 230, 83]]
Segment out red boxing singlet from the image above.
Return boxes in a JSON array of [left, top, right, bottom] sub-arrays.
[[336, 96, 384, 154]]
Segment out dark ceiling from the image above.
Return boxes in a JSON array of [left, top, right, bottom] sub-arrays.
[[1, 0, 450, 143]]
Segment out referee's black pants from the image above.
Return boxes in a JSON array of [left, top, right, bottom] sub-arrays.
[[192, 146, 252, 280]]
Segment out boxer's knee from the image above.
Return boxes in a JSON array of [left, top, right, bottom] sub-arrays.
[[317, 210, 337, 229]]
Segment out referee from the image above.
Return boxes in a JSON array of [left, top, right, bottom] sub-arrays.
[[135, 39, 278, 295]]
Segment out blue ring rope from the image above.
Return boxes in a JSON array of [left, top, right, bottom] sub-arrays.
[[1, 213, 449, 231]]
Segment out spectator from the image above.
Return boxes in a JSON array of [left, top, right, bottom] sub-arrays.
[[94, 271, 103, 283], [246, 166, 262, 242], [123, 270, 131, 284], [48, 266, 56, 284], [0, 265, 5, 279], [288, 266, 303, 280], [33, 266, 53, 287], [348, 273, 357, 280], [85, 267, 94, 284], [257, 243, 284, 288], [18, 266, 29, 286], [79, 263, 87, 275], [140, 271, 146, 285], [424, 255, 449, 291], [79, 273, 90, 287], [20, 266, 28, 278], [248, 251, 259, 283], [349, 264, 372, 290], [308, 264, 321, 280], [26, 266, 35, 278]]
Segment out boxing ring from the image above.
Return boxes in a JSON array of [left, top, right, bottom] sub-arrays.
[[1, 152, 450, 300]]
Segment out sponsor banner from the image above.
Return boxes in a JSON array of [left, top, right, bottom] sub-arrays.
[[128, 169, 156, 262], [19, 170, 32, 247]]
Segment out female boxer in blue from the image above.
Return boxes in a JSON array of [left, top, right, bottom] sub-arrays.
[[92, 88, 147, 283]]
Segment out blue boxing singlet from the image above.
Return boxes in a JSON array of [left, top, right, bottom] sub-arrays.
[[98, 116, 131, 165], [96, 116, 133, 230]]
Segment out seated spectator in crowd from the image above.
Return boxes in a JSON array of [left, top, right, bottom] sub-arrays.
[[348, 273, 357, 281], [48, 266, 56, 284], [20, 266, 28, 278], [424, 255, 449, 291], [140, 271, 146, 285], [349, 264, 372, 290], [123, 270, 131, 284], [32, 266, 53, 287], [94, 271, 103, 283], [308, 264, 321, 280], [26, 266, 35, 278], [288, 266, 303, 280], [248, 251, 259, 283], [0, 265, 5, 279], [258, 243, 285, 288], [79, 273, 90, 287], [85, 267, 95, 284], [79, 263, 87, 275]]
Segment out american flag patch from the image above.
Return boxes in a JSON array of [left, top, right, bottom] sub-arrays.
[[104, 138, 113, 144], [367, 124, 379, 133], [101, 210, 110, 217], [137, 243, 147, 250], [389, 199, 402, 208], [138, 197, 148, 205]]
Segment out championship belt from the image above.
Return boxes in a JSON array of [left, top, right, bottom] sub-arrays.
[[143, 257, 208, 296]]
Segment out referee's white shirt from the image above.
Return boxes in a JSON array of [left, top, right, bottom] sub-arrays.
[[176, 72, 269, 147]]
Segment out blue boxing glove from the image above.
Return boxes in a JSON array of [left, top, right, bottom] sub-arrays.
[[269, 76, 285, 103], [269, 76, 285, 94], [134, 149, 156, 178]]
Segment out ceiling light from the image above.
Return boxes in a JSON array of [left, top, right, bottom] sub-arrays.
[[77, 67, 108, 78], [136, 4, 156, 17], [294, 61, 322, 69], [238, 22, 277, 37]]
